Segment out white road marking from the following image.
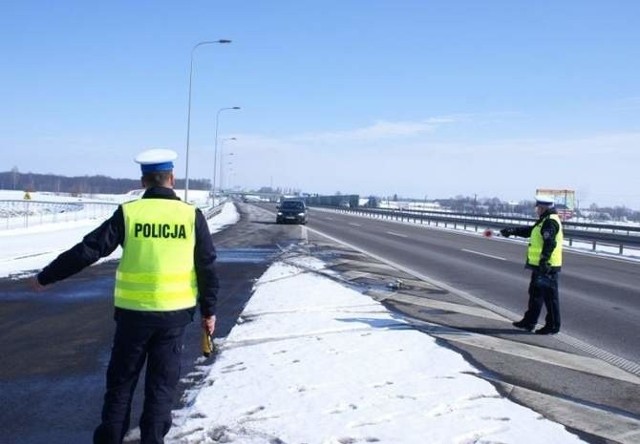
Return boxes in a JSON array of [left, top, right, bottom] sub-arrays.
[[410, 318, 640, 385], [348, 222, 361, 227], [386, 231, 408, 238], [462, 248, 506, 261]]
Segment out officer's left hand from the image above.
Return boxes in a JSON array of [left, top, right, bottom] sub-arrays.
[[202, 315, 216, 336]]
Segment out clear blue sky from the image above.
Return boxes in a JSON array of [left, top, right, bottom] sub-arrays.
[[2, 1, 639, 209]]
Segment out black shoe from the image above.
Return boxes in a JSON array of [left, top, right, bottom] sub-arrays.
[[512, 320, 535, 332], [535, 326, 559, 335]]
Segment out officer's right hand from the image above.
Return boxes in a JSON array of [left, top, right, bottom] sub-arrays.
[[202, 315, 216, 336], [500, 228, 512, 238]]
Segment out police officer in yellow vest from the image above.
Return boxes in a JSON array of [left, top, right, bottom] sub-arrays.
[[31, 149, 219, 444], [500, 195, 563, 335]]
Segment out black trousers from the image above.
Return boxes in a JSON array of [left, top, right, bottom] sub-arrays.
[[93, 321, 186, 444], [522, 271, 561, 330]]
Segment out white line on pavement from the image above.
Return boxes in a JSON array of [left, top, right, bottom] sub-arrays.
[[461, 248, 506, 261]]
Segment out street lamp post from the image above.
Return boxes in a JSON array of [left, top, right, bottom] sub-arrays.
[[218, 137, 236, 194], [212, 107, 240, 202], [225, 163, 235, 191], [184, 39, 231, 202]]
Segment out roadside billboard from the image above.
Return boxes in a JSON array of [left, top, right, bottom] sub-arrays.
[[536, 188, 575, 220]]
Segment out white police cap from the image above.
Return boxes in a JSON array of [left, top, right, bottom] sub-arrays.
[[535, 195, 555, 207], [134, 149, 178, 173]]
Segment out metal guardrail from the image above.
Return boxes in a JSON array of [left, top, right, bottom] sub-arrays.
[[315, 206, 640, 255], [394, 207, 640, 237], [1, 199, 228, 230], [0, 199, 120, 230], [203, 203, 224, 220]]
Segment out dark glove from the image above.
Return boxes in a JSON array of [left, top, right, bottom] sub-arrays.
[[500, 228, 513, 238], [538, 260, 551, 275], [535, 272, 554, 289]]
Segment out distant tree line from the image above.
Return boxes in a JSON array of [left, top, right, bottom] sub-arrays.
[[0, 168, 211, 196], [436, 195, 640, 223], [381, 194, 640, 223]]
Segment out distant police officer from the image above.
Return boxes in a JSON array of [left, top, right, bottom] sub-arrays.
[[31, 149, 219, 444], [500, 195, 563, 335]]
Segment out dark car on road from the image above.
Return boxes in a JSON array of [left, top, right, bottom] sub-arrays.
[[276, 199, 308, 224]]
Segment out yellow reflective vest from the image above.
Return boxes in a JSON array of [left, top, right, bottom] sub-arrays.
[[527, 214, 563, 267], [114, 199, 198, 311]]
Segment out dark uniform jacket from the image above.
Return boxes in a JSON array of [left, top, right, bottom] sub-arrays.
[[511, 207, 562, 272], [37, 187, 219, 327]]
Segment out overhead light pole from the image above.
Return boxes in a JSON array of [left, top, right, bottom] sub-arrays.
[[225, 162, 235, 191], [183, 39, 232, 202], [219, 137, 236, 193], [212, 107, 240, 202]]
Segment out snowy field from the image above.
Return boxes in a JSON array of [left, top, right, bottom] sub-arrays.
[[0, 189, 230, 279]]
